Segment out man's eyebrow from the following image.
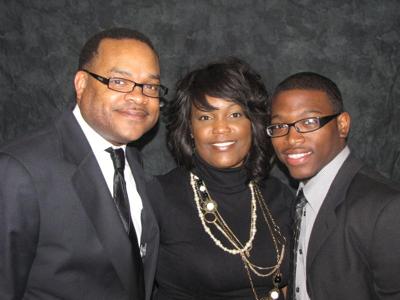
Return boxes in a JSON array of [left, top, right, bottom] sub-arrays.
[[110, 68, 160, 81], [270, 109, 324, 120], [148, 73, 160, 80]]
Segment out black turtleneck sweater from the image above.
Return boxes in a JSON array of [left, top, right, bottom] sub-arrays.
[[149, 156, 293, 300]]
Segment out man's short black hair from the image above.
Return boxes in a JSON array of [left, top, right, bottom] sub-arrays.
[[78, 27, 157, 69], [271, 72, 344, 113]]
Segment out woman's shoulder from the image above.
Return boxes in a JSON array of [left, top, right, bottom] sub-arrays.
[[147, 167, 191, 216], [261, 175, 292, 191], [259, 175, 295, 206], [155, 166, 194, 200], [156, 166, 189, 187]]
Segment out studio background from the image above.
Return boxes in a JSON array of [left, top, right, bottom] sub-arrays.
[[1, 0, 399, 182]]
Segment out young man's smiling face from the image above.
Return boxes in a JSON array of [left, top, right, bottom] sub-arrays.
[[270, 89, 350, 181]]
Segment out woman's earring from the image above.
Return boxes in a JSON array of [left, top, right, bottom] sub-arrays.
[[159, 98, 165, 108], [190, 133, 195, 149]]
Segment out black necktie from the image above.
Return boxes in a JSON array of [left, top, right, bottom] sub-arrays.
[[106, 147, 145, 299], [292, 189, 307, 299]]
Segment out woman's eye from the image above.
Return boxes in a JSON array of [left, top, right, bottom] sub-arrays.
[[230, 112, 242, 118], [198, 115, 211, 121]]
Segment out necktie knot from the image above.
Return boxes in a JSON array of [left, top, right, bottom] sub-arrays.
[[295, 189, 307, 211], [106, 147, 125, 173]]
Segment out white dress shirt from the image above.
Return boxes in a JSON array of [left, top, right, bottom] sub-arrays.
[[294, 146, 350, 300], [73, 105, 143, 245]]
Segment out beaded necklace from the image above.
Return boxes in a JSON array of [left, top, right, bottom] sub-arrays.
[[190, 172, 286, 300]]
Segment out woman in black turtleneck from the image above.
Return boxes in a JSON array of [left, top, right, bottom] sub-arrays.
[[148, 58, 293, 300]]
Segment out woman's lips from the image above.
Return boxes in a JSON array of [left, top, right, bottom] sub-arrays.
[[210, 141, 236, 151]]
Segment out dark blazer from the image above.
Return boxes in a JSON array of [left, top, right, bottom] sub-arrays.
[[290, 154, 400, 299], [0, 110, 159, 300]]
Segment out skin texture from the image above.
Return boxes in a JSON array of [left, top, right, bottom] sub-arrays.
[[74, 38, 160, 145], [270, 89, 351, 181], [190, 96, 252, 169]]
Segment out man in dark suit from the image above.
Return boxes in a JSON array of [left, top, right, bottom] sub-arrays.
[[0, 27, 167, 299], [267, 72, 400, 300]]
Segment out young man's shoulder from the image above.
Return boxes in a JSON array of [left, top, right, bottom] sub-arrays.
[[343, 163, 400, 218], [352, 164, 400, 196]]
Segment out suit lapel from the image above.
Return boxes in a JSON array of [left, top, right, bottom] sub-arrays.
[[125, 147, 157, 247], [126, 147, 159, 296], [57, 111, 135, 297], [307, 155, 363, 271]]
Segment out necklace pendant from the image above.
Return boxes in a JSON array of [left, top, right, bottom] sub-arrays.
[[203, 199, 217, 212], [273, 272, 282, 286], [204, 211, 217, 223], [267, 287, 280, 300], [203, 199, 218, 223]]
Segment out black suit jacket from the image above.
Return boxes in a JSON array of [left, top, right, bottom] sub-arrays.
[[290, 154, 400, 299], [0, 110, 159, 300]]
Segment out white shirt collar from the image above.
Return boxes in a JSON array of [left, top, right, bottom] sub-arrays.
[[298, 146, 350, 213], [73, 105, 126, 153]]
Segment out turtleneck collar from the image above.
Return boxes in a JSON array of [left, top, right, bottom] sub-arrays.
[[191, 153, 249, 194]]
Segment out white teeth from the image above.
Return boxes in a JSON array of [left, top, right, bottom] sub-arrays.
[[288, 152, 311, 159], [212, 141, 235, 147]]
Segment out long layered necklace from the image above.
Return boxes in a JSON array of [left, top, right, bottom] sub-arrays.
[[190, 172, 286, 300]]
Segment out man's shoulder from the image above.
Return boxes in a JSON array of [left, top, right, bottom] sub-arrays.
[[1, 122, 57, 159], [351, 162, 400, 195], [342, 159, 400, 213], [0, 110, 76, 166]]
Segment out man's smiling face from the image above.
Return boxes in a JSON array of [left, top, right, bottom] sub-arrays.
[[270, 89, 350, 181]]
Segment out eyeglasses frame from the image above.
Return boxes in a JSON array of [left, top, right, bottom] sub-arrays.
[[81, 69, 168, 98], [267, 113, 341, 138]]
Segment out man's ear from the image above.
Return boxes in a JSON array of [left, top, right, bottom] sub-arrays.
[[337, 112, 351, 138], [74, 70, 88, 104]]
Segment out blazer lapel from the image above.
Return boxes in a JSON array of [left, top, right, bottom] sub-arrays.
[[57, 111, 135, 297], [125, 147, 158, 248], [307, 155, 363, 271], [126, 147, 159, 296]]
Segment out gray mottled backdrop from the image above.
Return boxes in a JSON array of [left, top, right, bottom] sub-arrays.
[[1, 0, 399, 182]]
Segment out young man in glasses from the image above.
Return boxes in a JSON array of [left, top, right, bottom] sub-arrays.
[[267, 72, 400, 300], [0, 28, 167, 300]]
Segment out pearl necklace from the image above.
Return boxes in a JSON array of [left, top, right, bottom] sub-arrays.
[[190, 172, 286, 300], [190, 172, 257, 255]]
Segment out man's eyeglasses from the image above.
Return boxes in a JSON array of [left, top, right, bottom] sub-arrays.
[[81, 69, 168, 98], [266, 113, 341, 138]]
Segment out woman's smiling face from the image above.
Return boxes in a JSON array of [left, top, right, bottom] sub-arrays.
[[190, 95, 252, 169]]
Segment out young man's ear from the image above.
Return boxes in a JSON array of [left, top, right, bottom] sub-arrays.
[[337, 112, 351, 138], [74, 70, 88, 104]]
